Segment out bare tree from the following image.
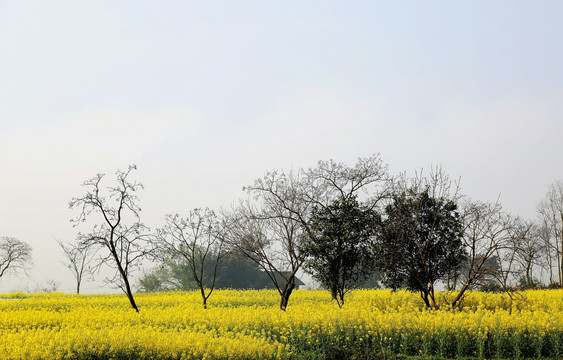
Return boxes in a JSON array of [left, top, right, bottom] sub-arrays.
[[58, 238, 96, 294], [447, 199, 512, 307], [0, 236, 32, 280], [231, 154, 390, 311], [537, 180, 563, 286], [512, 218, 546, 288], [155, 208, 228, 309], [228, 201, 304, 311], [69, 165, 151, 312]]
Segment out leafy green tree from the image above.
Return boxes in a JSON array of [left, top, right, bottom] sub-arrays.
[[375, 188, 466, 309], [301, 196, 379, 307]]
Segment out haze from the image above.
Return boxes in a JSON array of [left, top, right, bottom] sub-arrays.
[[1, 1, 562, 292]]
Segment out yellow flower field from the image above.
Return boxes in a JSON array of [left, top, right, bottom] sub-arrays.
[[0, 289, 561, 359]]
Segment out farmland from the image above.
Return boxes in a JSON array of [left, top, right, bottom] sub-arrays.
[[0, 289, 562, 359]]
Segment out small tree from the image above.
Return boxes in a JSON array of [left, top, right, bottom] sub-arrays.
[[0, 236, 32, 280], [69, 165, 151, 312], [375, 188, 466, 309], [155, 209, 228, 309], [300, 195, 379, 307], [58, 238, 96, 294]]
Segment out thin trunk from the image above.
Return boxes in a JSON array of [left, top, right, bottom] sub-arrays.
[[200, 288, 208, 309], [121, 269, 139, 312], [111, 249, 139, 312], [451, 283, 471, 308]]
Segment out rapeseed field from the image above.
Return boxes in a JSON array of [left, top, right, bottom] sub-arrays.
[[0, 289, 561, 359]]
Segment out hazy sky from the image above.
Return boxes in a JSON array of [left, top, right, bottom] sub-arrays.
[[1, 1, 562, 292]]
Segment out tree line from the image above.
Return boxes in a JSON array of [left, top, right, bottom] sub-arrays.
[[1, 155, 562, 311]]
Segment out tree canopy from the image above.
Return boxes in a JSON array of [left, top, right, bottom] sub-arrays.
[[301, 195, 379, 307], [375, 188, 466, 308]]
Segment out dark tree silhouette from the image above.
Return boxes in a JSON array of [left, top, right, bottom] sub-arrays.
[[375, 188, 466, 309], [69, 165, 151, 312], [301, 195, 379, 307]]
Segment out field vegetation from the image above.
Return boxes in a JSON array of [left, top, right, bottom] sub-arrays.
[[0, 289, 562, 360]]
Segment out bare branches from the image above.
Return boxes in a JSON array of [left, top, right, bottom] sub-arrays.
[[69, 165, 149, 312], [58, 238, 97, 294], [0, 237, 32, 279], [155, 208, 228, 308]]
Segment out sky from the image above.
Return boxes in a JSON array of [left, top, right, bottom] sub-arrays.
[[1, 1, 562, 293]]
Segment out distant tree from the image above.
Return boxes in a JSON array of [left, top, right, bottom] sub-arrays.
[[154, 209, 228, 309], [375, 188, 466, 309], [138, 268, 167, 293], [58, 238, 96, 294], [300, 195, 379, 307], [0, 236, 32, 280], [138, 250, 277, 292], [43, 280, 61, 293], [537, 180, 563, 286], [511, 218, 546, 289], [69, 165, 151, 312]]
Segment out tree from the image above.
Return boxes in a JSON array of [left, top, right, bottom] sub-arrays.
[[227, 202, 304, 311], [512, 218, 546, 289], [375, 188, 466, 309], [69, 165, 151, 312], [447, 199, 513, 307], [0, 236, 32, 280], [300, 195, 379, 307], [537, 180, 563, 286], [154, 209, 228, 309], [58, 238, 96, 294], [232, 154, 390, 311]]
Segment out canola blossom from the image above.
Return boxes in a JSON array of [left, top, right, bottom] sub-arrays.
[[0, 289, 561, 359]]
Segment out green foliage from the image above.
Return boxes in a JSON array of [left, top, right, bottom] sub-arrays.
[[374, 188, 466, 308], [300, 196, 379, 307], [139, 251, 279, 292]]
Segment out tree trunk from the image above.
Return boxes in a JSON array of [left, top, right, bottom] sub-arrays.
[[279, 281, 295, 311], [451, 283, 471, 308], [420, 290, 431, 309], [200, 288, 208, 309], [122, 274, 139, 312], [112, 250, 139, 312], [560, 215, 563, 286]]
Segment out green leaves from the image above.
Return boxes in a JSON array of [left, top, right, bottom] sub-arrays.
[[301, 196, 379, 307]]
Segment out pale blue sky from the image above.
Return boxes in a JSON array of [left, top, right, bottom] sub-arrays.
[[1, 1, 562, 292]]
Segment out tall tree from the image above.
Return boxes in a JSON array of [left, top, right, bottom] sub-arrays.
[[300, 195, 379, 307], [375, 188, 466, 309], [155, 208, 228, 309], [0, 236, 32, 280], [69, 165, 151, 312]]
